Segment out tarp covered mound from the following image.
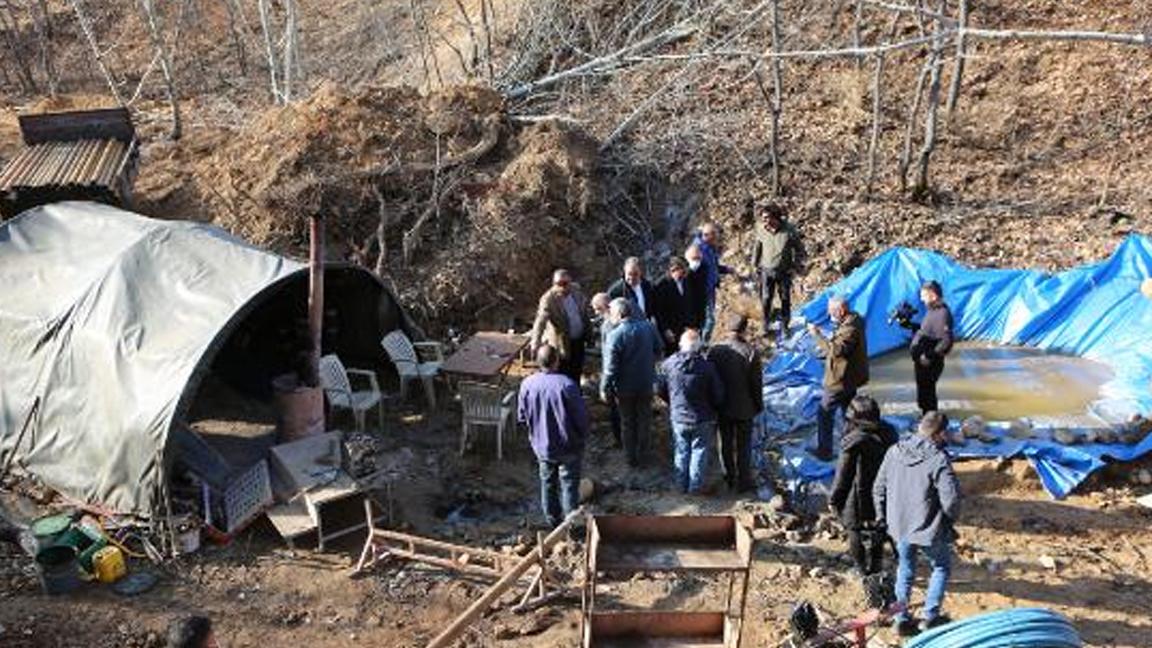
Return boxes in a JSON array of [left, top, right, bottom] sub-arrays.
[[759, 235, 1152, 498], [0, 202, 392, 516]]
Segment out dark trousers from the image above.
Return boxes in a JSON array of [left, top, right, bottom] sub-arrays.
[[718, 418, 754, 490], [616, 391, 652, 466], [560, 336, 586, 384], [538, 456, 581, 528], [608, 400, 622, 446], [847, 526, 886, 575], [760, 272, 793, 331], [914, 355, 945, 414], [817, 388, 856, 457]]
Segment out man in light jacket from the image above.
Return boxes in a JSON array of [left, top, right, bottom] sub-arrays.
[[807, 296, 869, 461], [874, 411, 962, 637], [752, 202, 805, 342], [530, 269, 589, 384]]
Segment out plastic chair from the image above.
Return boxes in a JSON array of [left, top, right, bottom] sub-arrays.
[[381, 330, 443, 409], [319, 354, 384, 433], [458, 381, 517, 460]]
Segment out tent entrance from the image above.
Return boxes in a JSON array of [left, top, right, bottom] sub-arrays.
[[172, 265, 407, 510], [866, 342, 1114, 422]]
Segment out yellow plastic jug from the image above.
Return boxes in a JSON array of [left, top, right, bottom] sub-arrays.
[[92, 546, 126, 583]]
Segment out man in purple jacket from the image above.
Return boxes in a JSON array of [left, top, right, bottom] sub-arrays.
[[518, 344, 590, 529]]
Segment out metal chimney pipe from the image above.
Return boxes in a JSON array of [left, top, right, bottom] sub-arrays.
[[307, 213, 325, 388]]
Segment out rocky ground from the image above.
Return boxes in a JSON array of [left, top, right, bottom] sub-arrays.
[[2, 391, 1151, 647]]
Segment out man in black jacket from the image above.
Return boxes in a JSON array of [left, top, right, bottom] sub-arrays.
[[829, 395, 898, 575], [706, 315, 763, 492], [606, 257, 656, 321], [684, 244, 709, 331], [653, 256, 694, 355], [897, 281, 954, 414]]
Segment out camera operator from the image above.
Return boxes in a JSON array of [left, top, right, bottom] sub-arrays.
[[897, 281, 954, 415]]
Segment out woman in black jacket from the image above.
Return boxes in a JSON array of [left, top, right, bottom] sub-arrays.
[[829, 395, 898, 575]]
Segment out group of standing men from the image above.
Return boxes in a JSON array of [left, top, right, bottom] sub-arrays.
[[519, 220, 766, 530], [518, 201, 966, 636]]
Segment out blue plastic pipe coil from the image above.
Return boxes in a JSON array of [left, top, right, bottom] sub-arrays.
[[904, 608, 1083, 648]]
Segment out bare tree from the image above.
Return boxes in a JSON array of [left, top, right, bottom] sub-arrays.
[[256, 0, 281, 102], [68, 0, 124, 104], [0, 3, 39, 93], [945, 0, 968, 116], [281, 0, 299, 102], [753, 0, 784, 196], [865, 14, 901, 197], [137, 0, 183, 139], [220, 0, 248, 76], [913, 0, 948, 195]]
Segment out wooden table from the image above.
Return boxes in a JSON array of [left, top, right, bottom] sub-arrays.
[[440, 332, 529, 384]]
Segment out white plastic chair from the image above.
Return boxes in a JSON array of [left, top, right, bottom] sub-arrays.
[[381, 330, 443, 409], [458, 381, 517, 460], [319, 354, 384, 433]]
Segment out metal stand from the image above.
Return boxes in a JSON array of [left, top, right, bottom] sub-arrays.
[[582, 515, 753, 648]]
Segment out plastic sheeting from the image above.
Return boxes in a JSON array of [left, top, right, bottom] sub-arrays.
[[0, 202, 303, 515], [760, 235, 1152, 498]]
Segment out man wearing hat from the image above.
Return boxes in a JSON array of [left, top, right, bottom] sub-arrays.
[[898, 280, 954, 414], [705, 314, 763, 492]]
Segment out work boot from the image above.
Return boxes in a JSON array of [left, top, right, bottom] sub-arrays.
[[920, 614, 952, 632], [893, 618, 920, 638]]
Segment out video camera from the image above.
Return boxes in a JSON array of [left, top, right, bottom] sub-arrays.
[[887, 300, 916, 326]]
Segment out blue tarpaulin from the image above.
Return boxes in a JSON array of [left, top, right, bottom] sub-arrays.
[[759, 235, 1152, 498]]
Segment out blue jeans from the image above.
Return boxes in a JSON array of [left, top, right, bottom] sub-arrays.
[[672, 421, 715, 494], [895, 538, 952, 622], [816, 388, 855, 457], [538, 457, 581, 528]]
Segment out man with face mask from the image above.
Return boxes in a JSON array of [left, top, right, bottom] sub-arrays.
[[683, 244, 709, 332], [806, 296, 869, 461], [691, 222, 734, 341], [874, 411, 961, 637]]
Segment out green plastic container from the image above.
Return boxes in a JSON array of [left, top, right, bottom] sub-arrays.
[[54, 525, 107, 573], [30, 514, 71, 550]]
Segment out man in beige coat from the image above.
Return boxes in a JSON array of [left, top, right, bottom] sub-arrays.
[[531, 269, 590, 384]]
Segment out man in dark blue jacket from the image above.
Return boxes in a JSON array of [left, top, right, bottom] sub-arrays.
[[691, 223, 733, 341], [659, 329, 725, 494], [601, 298, 663, 467], [874, 411, 962, 636], [519, 344, 589, 529]]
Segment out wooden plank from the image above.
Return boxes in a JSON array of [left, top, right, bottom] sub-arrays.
[[19, 108, 135, 145], [426, 507, 584, 648]]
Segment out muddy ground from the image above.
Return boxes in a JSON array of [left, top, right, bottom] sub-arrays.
[[2, 388, 1151, 648]]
